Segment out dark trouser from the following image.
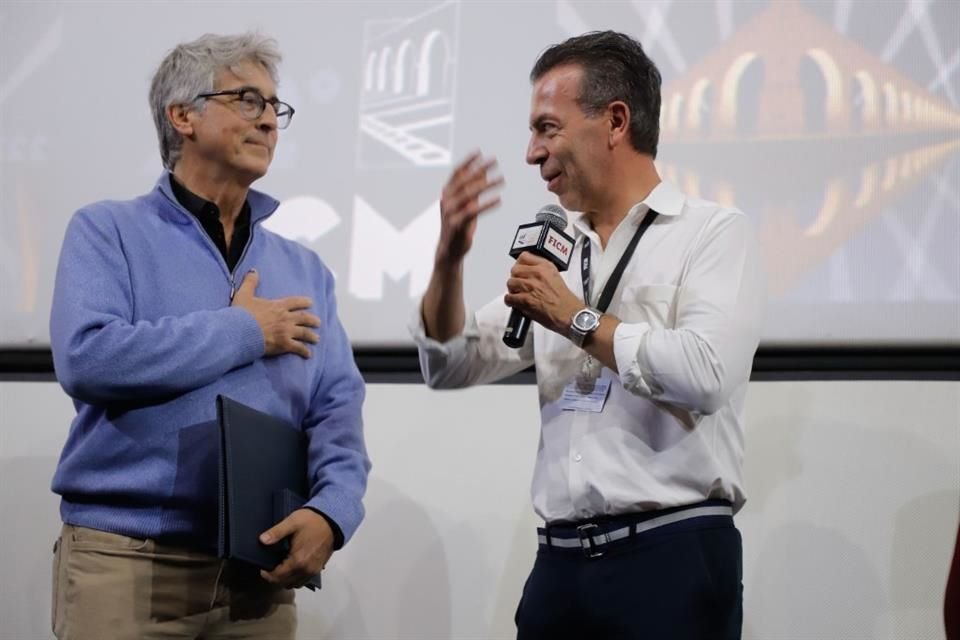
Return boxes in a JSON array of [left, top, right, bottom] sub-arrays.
[[515, 513, 742, 640]]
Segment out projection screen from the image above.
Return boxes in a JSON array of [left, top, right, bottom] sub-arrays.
[[1, 0, 958, 348]]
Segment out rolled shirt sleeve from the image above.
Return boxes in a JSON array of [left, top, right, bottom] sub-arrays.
[[410, 298, 533, 389], [611, 211, 765, 414]]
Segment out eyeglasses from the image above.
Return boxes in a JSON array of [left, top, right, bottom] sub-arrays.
[[195, 88, 295, 129]]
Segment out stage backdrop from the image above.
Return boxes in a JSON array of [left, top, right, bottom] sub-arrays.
[[2, 0, 958, 348]]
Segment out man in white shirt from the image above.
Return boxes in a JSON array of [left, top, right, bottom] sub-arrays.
[[413, 30, 765, 638]]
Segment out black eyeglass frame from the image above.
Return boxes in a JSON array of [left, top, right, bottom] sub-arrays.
[[194, 88, 295, 129]]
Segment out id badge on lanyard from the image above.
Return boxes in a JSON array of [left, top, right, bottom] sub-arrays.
[[562, 208, 659, 409]]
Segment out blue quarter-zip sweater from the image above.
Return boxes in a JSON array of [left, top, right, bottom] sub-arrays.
[[49, 173, 369, 549]]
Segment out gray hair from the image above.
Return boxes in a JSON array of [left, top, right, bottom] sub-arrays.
[[149, 32, 282, 170]]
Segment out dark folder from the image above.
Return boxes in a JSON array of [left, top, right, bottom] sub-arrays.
[[216, 395, 321, 590]]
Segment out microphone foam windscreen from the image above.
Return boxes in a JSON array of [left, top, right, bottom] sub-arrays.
[[535, 204, 567, 231]]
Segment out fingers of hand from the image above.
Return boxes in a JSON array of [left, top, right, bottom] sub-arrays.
[[476, 194, 502, 216], [293, 310, 322, 329], [446, 154, 495, 192], [456, 169, 503, 211], [279, 329, 316, 358], [231, 270, 259, 303], [297, 326, 320, 345], [274, 307, 321, 356], [261, 555, 303, 586], [443, 160, 503, 220], [240, 269, 260, 290], [261, 515, 330, 587], [447, 151, 484, 184], [266, 327, 313, 358], [287, 338, 312, 359], [504, 292, 527, 309], [266, 549, 321, 587], [285, 310, 320, 347], [260, 515, 296, 546], [516, 251, 550, 266], [511, 259, 555, 284], [280, 296, 314, 312], [506, 277, 531, 295], [259, 518, 307, 586]]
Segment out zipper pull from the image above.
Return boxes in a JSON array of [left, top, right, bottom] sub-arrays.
[[230, 268, 255, 303]]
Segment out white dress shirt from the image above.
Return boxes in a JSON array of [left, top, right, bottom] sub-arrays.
[[412, 181, 766, 522]]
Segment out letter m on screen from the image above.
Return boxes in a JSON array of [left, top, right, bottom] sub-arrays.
[[349, 197, 440, 300]]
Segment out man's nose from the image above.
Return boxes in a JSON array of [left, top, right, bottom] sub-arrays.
[[257, 105, 278, 132], [526, 135, 545, 165]]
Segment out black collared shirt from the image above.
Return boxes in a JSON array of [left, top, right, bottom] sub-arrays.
[[170, 175, 251, 272]]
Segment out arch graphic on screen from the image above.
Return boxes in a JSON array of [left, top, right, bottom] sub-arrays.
[[560, 0, 960, 307], [357, 1, 460, 168]]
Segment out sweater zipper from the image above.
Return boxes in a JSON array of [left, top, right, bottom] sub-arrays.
[[178, 207, 257, 302], [229, 223, 257, 302]]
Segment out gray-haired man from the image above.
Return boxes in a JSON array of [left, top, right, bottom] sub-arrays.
[[49, 33, 370, 639]]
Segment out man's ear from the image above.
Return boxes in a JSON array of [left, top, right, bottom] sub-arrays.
[[608, 101, 630, 148], [167, 103, 195, 137]]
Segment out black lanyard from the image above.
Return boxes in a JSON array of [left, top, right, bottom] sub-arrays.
[[581, 209, 659, 312]]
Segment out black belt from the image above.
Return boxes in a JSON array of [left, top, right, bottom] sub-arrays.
[[538, 500, 734, 558]]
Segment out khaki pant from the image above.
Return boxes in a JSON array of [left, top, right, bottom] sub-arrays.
[[51, 524, 296, 640]]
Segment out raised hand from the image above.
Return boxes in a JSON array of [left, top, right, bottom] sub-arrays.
[[436, 151, 504, 264]]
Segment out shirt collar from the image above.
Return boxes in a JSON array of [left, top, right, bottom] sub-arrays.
[[570, 180, 686, 237], [155, 171, 280, 225], [169, 173, 222, 223]]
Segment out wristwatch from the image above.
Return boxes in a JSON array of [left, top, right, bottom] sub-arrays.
[[568, 307, 602, 347]]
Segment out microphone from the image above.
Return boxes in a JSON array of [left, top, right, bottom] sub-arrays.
[[502, 205, 576, 348]]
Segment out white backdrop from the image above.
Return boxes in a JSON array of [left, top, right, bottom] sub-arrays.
[[1, 380, 958, 640]]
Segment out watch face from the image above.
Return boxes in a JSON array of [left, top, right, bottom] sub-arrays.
[[574, 309, 598, 330]]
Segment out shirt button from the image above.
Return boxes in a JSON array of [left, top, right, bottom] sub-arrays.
[[574, 453, 583, 462]]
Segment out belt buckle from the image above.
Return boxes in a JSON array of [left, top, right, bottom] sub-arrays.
[[577, 523, 605, 558]]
